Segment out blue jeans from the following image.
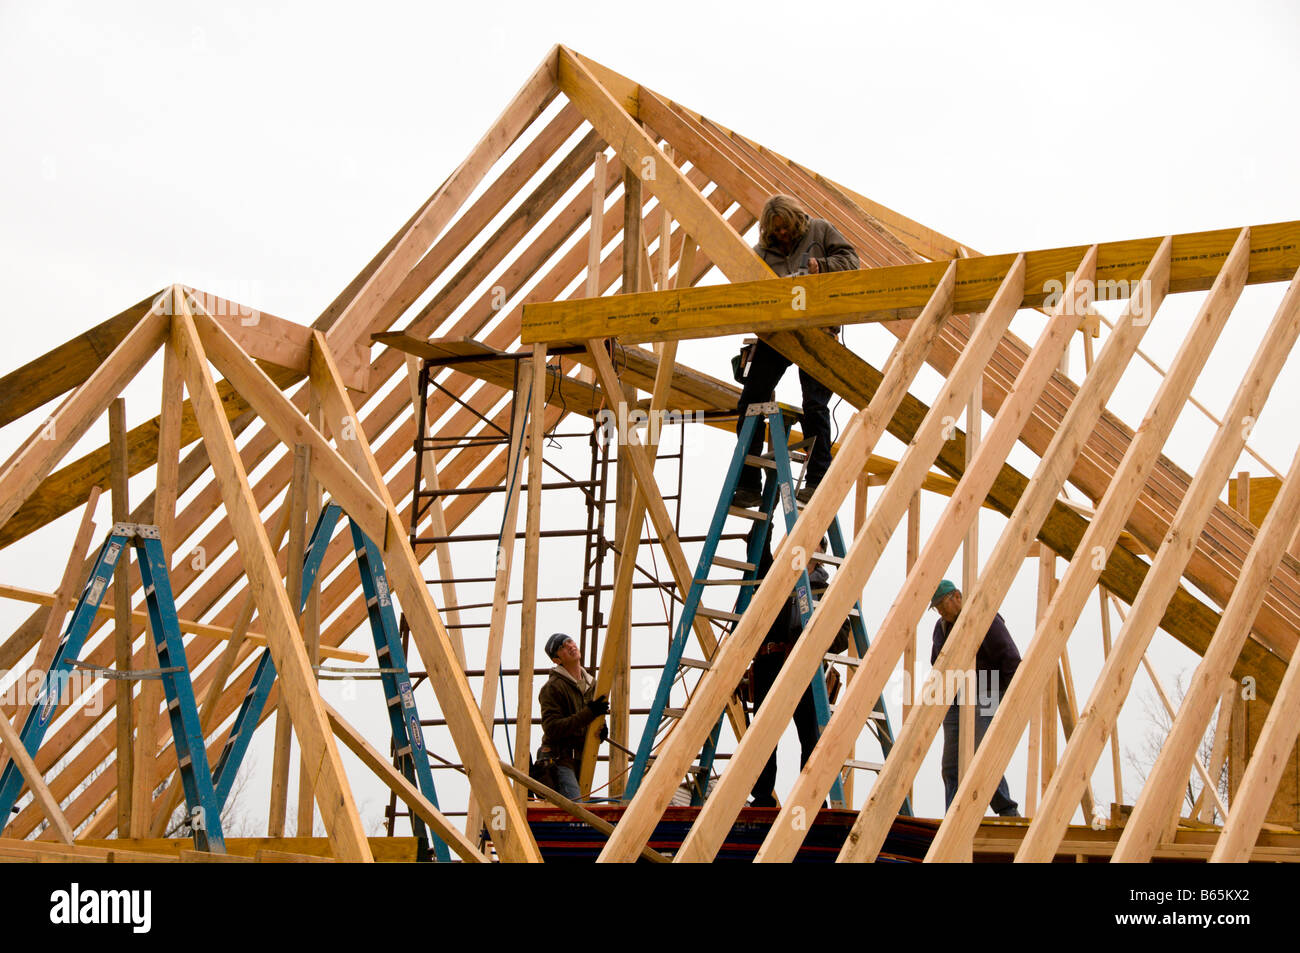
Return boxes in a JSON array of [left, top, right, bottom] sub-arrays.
[[941, 696, 1018, 816], [554, 765, 581, 801]]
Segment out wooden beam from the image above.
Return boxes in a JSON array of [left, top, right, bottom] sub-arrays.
[[0, 304, 166, 536], [109, 396, 134, 835], [3, 488, 100, 760], [0, 685, 76, 845], [132, 334, 184, 838], [521, 221, 1300, 345], [403, 357, 465, 665], [1122, 440, 1300, 860], [582, 341, 750, 771], [928, 229, 1248, 859], [1016, 258, 1300, 862], [0, 583, 363, 663], [322, 702, 485, 863], [513, 344, 548, 807], [465, 360, 533, 840], [556, 45, 770, 285], [305, 330, 541, 862], [170, 300, 373, 862], [578, 335, 681, 795]]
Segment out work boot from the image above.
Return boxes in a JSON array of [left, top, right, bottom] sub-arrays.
[[734, 469, 764, 508]]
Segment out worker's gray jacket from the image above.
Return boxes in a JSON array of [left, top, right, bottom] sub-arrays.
[[754, 218, 860, 277]]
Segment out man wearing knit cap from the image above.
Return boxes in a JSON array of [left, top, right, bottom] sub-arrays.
[[537, 633, 608, 800], [930, 580, 1021, 817]]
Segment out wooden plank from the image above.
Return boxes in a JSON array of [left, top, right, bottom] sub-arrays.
[[0, 296, 151, 428], [556, 45, 770, 285], [583, 341, 751, 793], [513, 344, 548, 807], [521, 221, 1300, 345], [306, 330, 540, 862], [403, 357, 465, 665], [170, 301, 373, 862], [109, 396, 133, 835], [131, 336, 184, 838], [323, 702, 485, 863], [0, 583, 362, 663], [3, 488, 100, 761], [498, 759, 668, 864], [578, 335, 681, 795], [1122, 441, 1300, 860], [0, 304, 166, 537], [0, 703, 75, 844], [1016, 258, 1300, 862], [927, 230, 1248, 859], [465, 360, 533, 839]]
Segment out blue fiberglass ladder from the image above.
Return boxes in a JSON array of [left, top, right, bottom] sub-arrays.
[[0, 523, 227, 852], [624, 403, 907, 814], [211, 501, 451, 862]]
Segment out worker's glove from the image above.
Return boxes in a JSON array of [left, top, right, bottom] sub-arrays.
[[587, 695, 610, 717], [598, 722, 609, 742]]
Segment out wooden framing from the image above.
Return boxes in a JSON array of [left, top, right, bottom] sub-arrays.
[[3, 48, 1299, 866]]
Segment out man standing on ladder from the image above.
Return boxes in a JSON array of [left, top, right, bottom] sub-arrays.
[[734, 195, 859, 508]]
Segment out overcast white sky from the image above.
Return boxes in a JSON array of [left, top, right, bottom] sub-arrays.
[[2, 1, 1298, 839]]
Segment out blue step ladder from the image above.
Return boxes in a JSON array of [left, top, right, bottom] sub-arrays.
[[0, 523, 227, 852], [212, 501, 452, 862], [625, 403, 907, 814]]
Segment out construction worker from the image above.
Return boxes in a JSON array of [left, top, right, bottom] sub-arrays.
[[537, 633, 608, 800], [734, 195, 859, 508], [930, 580, 1021, 817]]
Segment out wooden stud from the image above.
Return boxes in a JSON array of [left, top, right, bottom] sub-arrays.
[[109, 396, 133, 835], [1118, 445, 1300, 860], [403, 357, 465, 665], [465, 360, 533, 839], [302, 329, 540, 861], [322, 702, 485, 863], [513, 344, 548, 807], [0, 306, 167, 536], [170, 298, 373, 862]]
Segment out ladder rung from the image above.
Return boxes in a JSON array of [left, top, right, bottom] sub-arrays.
[[743, 454, 777, 470], [679, 657, 711, 671], [663, 708, 685, 719], [727, 506, 768, 522], [712, 556, 756, 572], [825, 653, 860, 666], [697, 606, 741, 623], [810, 552, 843, 566], [811, 600, 859, 618], [845, 759, 884, 772], [694, 577, 761, 586]]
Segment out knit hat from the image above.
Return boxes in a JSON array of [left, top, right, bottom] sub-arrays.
[[931, 579, 958, 608], [544, 633, 572, 659]]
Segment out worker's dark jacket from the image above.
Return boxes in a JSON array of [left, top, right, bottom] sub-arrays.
[[539, 665, 596, 769], [754, 219, 860, 277], [931, 612, 1021, 703]]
